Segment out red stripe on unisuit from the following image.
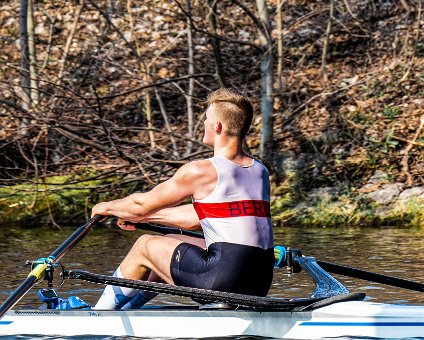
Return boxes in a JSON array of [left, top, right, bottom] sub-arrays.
[[193, 200, 271, 220]]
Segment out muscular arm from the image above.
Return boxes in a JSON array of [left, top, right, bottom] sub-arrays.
[[92, 160, 215, 228], [143, 204, 200, 230]]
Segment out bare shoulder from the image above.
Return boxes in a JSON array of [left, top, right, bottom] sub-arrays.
[[175, 159, 216, 180], [173, 159, 217, 199]]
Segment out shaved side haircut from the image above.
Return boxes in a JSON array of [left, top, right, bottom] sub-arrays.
[[207, 88, 253, 138]]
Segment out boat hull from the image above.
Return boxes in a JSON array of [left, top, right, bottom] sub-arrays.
[[1, 301, 424, 339]]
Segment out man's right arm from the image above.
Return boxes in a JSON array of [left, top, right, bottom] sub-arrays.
[[142, 204, 201, 230], [92, 159, 216, 225]]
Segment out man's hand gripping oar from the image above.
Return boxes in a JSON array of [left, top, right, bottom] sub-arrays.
[[0, 215, 103, 319]]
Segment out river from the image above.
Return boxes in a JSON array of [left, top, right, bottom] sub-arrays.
[[0, 223, 423, 338]]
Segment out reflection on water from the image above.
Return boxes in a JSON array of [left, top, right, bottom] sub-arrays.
[[271, 226, 424, 305], [0, 223, 423, 339]]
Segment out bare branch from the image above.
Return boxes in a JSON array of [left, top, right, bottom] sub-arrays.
[[99, 73, 214, 99]]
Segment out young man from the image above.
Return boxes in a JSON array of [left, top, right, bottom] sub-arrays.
[[91, 88, 274, 309]]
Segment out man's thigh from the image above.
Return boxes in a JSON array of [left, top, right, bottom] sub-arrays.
[[145, 234, 206, 284], [122, 234, 206, 284], [139, 235, 184, 284]]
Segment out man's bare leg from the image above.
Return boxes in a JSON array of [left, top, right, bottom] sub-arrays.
[[94, 234, 205, 309]]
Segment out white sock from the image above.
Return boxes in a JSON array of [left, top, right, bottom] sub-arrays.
[[93, 267, 139, 310]]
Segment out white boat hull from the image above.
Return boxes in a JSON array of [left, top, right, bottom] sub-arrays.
[[1, 301, 424, 339]]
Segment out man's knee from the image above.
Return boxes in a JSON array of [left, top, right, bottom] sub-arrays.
[[131, 234, 158, 255]]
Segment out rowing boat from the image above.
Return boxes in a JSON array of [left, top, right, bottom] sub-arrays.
[[2, 300, 424, 339], [1, 255, 423, 339], [1, 218, 423, 339]]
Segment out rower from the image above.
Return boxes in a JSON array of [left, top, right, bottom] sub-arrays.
[[91, 89, 275, 309]]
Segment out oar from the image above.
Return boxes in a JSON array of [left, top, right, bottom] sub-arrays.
[[0, 215, 103, 318], [316, 260, 424, 292], [133, 222, 203, 238], [135, 223, 424, 293], [272, 247, 424, 292]]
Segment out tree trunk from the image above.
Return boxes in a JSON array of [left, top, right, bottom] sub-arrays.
[[155, 89, 179, 157], [207, 0, 227, 88], [184, 0, 194, 156], [27, 0, 39, 107], [321, 0, 334, 82], [276, 0, 284, 96], [19, 0, 30, 111], [127, 0, 155, 148], [256, 0, 274, 169]]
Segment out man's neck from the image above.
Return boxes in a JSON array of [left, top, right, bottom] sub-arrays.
[[213, 138, 250, 165]]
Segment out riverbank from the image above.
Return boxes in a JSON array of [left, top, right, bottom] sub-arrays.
[[1, 170, 422, 228], [271, 168, 424, 228]]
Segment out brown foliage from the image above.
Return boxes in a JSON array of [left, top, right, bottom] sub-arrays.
[[0, 0, 423, 196]]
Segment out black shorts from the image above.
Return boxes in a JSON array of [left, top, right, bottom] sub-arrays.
[[170, 242, 274, 297]]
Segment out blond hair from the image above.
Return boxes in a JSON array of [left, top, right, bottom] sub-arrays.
[[207, 88, 253, 138]]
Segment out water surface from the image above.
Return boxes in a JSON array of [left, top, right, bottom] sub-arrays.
[[0, 223, 423, 338]]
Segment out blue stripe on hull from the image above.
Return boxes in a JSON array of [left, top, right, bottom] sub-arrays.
[[300, 321, 424, 327], [0, 321, 13, 325]]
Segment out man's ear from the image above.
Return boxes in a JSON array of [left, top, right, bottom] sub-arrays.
[[214, 121, 222, 134]]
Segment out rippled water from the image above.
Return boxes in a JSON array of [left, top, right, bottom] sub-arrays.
[[0, 223, 423, 339]]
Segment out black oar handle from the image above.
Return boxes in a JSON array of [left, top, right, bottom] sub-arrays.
[[0, 215, 103, 319], [317, 260, 424, 292], [133, 223, 204, 239]]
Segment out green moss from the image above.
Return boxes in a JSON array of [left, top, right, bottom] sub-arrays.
[[0, 173, 135, 226], [379, 198, 424, 227], [271, 190, 424, 228]]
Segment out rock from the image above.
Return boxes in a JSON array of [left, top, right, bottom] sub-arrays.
[[375, 206, 393, 218], [368, 170, 389, 184], [311, 187, 339, 197], [358, 170, 391, 193], [366, 183, 401, 204], [399, 187, 424, 200], [358, 183, 381, 193], [309, 187, 339, 203]]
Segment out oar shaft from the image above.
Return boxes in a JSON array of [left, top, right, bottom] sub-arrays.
[[51, 215, 102, 261], [0, 276, 37, 318], [0, 215, 102, 318], [317, 260, 424, 292]]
